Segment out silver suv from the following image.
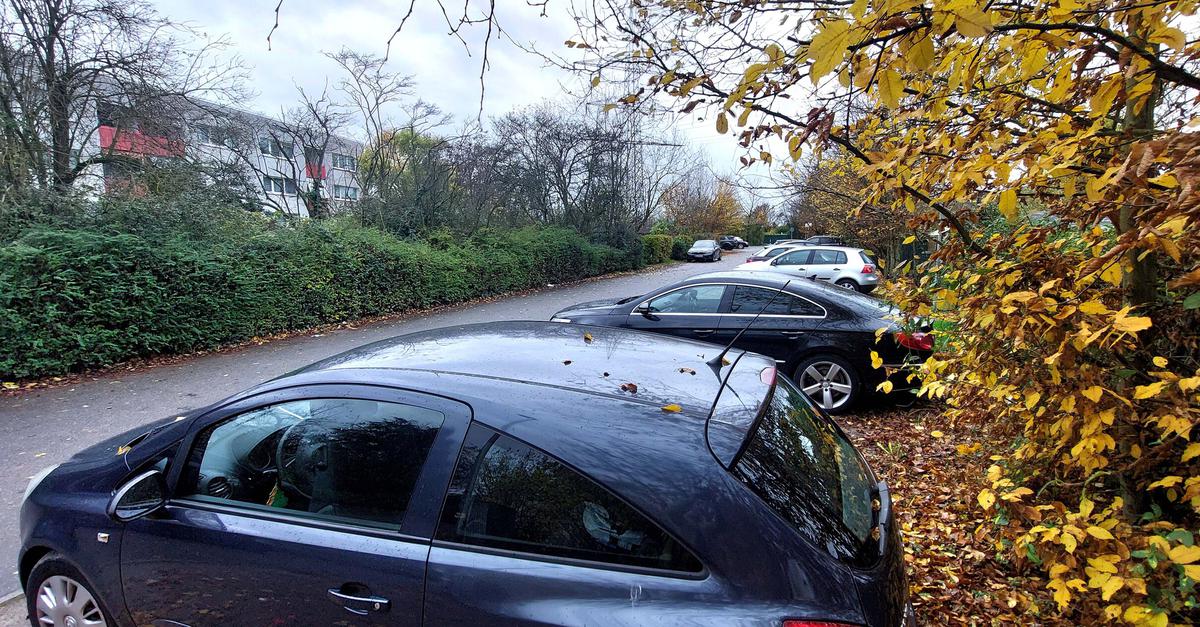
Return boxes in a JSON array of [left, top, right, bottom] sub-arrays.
[[736, 245, 881, 292]]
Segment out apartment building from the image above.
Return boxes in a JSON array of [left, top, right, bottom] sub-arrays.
[[95, 100, 364, 217]]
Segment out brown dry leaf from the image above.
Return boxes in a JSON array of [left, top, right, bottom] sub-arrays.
[[620, 382, 639, 393], [679, 367, 696, 375], [583, 332, 594, 343], [563, 360, 573, 365]]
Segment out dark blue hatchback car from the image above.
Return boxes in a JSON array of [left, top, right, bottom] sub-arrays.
[[18, 322, 912, 626]]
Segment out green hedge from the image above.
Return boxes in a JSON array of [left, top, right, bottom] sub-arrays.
[[670, 235, 694, 260], [0, 224, 640, 379], [641, 234, 673, 264]]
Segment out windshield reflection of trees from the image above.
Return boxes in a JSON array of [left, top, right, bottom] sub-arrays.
[[734, 382, 873, 562]]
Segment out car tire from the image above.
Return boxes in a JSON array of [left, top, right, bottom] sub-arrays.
[[793, 354, 861, 414], [25, 552, 117, 627], [835, 278, 860, 291]]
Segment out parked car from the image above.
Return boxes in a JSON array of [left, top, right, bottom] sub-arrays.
[[18, 322, 913, 627], [745, 243, 800, 263], [718, 235, 747, 250], [551, 271, 933, 413], [686, 239, 722, 261], [738, 246, 881, 293]]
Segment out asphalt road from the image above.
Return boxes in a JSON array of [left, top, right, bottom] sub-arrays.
[[0, 247, 755, 606]]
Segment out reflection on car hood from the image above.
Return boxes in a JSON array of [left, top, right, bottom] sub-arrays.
[[736, 261, 772, 270], [556, 297, 626, 316], [688, 247, 714, 253]]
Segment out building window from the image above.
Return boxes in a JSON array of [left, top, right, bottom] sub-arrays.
[[259, 137, 293, 158], [263, 175, 298, 194], [333, 184, 359, 201], [194, 125, 236, 149], [331, 153, 357, 172]]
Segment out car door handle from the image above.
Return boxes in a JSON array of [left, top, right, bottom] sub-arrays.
[[327, 587, 391, 615], [780, 330, 804, 337], [693, 329, 716, 337]]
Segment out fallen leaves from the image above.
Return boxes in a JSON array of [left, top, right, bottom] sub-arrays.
[[678, 367, 696, 375], [620, 382, 639, 394], [852, 408, 1072, 625], [583, 332, 594, 343], [661, 404, 682, 413]]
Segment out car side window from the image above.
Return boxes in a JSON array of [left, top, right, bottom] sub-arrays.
[[437, 426, 702, 573], [811, 249, 846, 265], [774, 250, 810, 265], [646, 285, 725, 313], [180, 398, 444, 529], [729, 286, 824, 317]]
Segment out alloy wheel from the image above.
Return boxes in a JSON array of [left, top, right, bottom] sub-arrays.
[[35, 575, 107, 627], [798, 361, 854, 411]]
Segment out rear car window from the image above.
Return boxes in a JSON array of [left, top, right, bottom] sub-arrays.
[[732, 377, 875, 562], [437, 426, 702, 573], [729, 285, 824, 317]]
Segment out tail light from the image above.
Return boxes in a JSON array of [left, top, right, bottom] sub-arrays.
[[896, 331, 934, 351], [861, 264, 875, 274], [783, 621, 859, 627]]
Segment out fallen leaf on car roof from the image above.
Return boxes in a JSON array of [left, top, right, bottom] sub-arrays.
[[621, 382, 639, 394], [116, 445, 131, 456], [679, 367, 696, 375], [661, 404, 682, 412], [583, 332, 594, 343], [563, 360, 573, 365]]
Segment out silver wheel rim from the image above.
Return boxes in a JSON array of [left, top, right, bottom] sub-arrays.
[[799, 361, 854, 410], [837, 280, 856, 290], [36, 575, 106, 627]]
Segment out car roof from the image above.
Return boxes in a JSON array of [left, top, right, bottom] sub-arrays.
[[292, 320, 764, 417], [773, 244, 866, 254]]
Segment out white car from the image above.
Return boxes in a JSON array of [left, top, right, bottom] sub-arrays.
[[736, 245, 881, 293]]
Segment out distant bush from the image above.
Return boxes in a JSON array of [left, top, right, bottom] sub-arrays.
[[641, 234, 672, 264], [670, 235, 693, 260], [0, 223, 640, 379]]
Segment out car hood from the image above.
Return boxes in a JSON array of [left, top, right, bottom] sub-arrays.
[[554, 297, 631, 317], [737, 261, 773, 270]]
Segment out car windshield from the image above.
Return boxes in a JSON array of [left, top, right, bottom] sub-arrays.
[[732, 376, 876, 563], [693, 240, 715, 248]]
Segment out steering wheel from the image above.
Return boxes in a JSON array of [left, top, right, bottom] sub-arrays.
[[276, 422, 322, 502]]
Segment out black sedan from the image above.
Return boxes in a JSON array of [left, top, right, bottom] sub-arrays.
[[685, 239, 722, 261], [18, 322, 912, 627], [551, 271, 932, 413]]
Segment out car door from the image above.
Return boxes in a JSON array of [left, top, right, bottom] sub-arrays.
[[808, 249, 848, 283], [768, 249, 815, 279], [624, 283, 729, 344], [119, 384, 470, 626], [424, 424, 717, 625], [718, 284, 827, 363]]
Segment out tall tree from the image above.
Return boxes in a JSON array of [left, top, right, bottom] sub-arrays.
[[564, 0, 1200, 622], [0, 0, 242, 192]]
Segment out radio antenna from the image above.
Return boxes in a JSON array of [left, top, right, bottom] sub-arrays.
[[706, 280, 792, 372]]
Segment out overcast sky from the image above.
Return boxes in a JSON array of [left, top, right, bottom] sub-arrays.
[[156, 0, 781, 205]]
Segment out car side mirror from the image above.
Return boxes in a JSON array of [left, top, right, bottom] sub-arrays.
[[634, 304, 659, 320], [108, 469, 167, 522]]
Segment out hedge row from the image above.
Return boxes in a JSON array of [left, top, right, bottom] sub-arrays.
[[0, 224, 640, 379], [641, 234, 673, 264]]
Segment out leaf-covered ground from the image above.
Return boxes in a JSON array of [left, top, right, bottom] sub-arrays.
[[850, 406, 1073, 625]]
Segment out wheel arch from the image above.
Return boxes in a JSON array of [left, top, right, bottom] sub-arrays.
[[18, 545, 53, 589]]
